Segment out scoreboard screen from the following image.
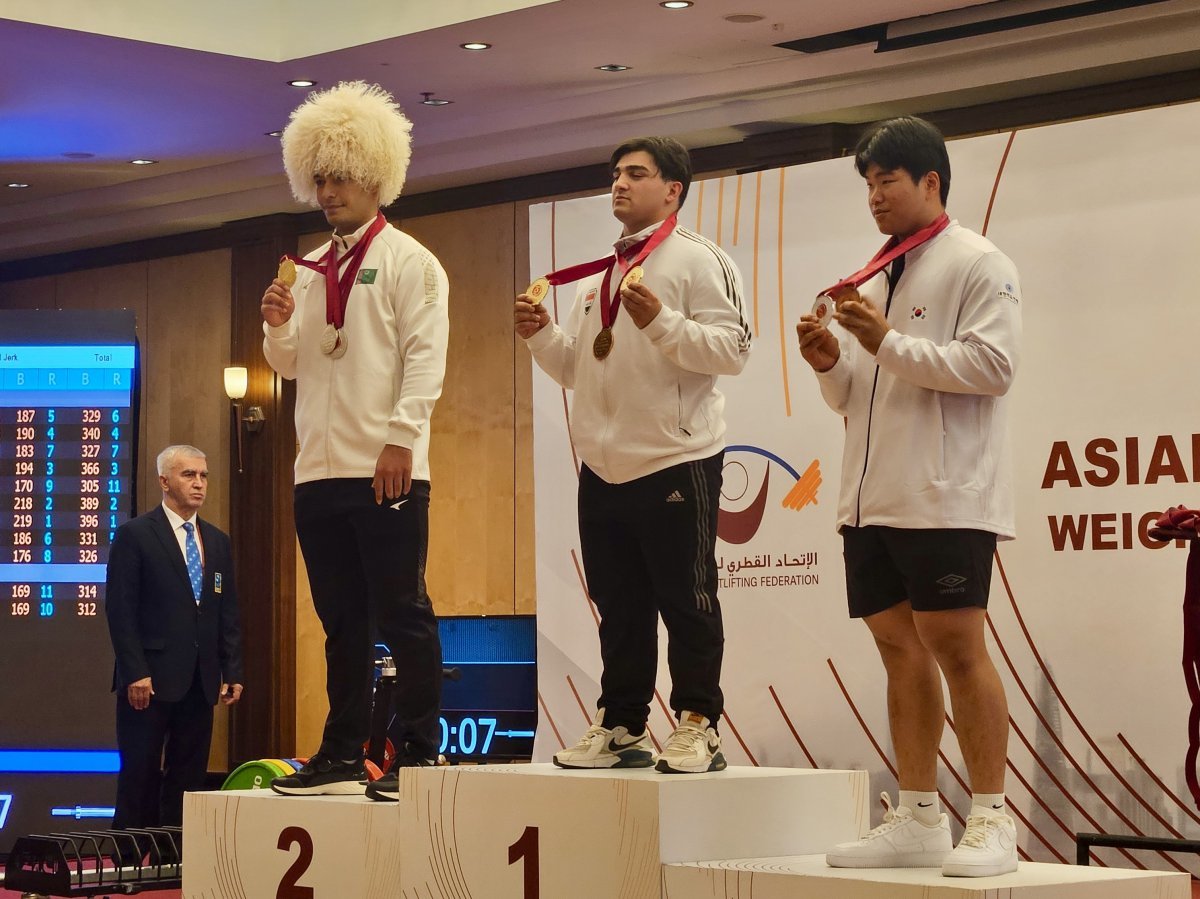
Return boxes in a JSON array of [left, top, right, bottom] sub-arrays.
[[0, 310, 138, 855]]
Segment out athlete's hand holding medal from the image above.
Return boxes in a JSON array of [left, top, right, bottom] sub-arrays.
[[262, 257, 298, 328], [515, 277, 552, 339]]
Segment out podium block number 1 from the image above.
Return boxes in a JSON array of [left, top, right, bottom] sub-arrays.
[[507, 825, 539, 898]]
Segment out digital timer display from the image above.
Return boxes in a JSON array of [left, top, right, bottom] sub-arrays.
[[436, 616, 536, 762], [0, 310, 138, 855]]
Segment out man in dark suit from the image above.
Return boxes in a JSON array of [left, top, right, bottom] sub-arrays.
[[105, 444, 243, 829]]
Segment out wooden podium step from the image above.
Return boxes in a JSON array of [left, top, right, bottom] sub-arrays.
[[183, 789, 401, 897], [395, 763, 869, 899], [662, 854, 1190, 898]]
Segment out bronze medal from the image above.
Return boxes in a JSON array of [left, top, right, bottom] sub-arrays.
[[319, 323, 339, 355], [592, 327, 614, 360], [526, 277, 550, 306], [330, 328, 348, 359]]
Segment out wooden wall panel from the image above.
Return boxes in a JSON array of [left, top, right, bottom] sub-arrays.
[[0, 275, 56, 309], [399, 204, 518, 618], [513, 202, 536, 615]]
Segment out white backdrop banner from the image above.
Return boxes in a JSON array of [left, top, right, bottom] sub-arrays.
[[528, 102, 1200, 868]]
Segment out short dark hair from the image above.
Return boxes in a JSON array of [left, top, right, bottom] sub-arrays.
[[609, 136, 693, 206], [854, 116, 950, 206]]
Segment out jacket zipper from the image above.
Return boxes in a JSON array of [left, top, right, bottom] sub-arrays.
[[853, 257, 904, 526]]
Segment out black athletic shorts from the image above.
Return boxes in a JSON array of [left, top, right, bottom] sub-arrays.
[[842, 525, 998, 618]]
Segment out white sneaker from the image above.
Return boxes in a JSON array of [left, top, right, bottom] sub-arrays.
[[826, 792, 952, 868], [552, 709, 654, 769], [654, 711, 727, 774], [942, 812, 1018, 877]]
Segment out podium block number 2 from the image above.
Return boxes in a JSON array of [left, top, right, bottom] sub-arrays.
[[507, 825, 539, 898], [277, 826, 315, 899]]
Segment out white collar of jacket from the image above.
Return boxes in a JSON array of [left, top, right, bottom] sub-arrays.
[[614, 219, 667, 254], [331, 214, 381, 253]]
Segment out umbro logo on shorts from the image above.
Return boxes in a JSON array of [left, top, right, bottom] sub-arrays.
[[666, 490, 685, 503], [935, 573, 967, 588]]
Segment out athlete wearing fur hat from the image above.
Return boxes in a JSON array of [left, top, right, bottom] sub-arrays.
[[262, 82, 449, 802]]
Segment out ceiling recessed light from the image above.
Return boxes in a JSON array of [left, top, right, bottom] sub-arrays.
[[266, 130, 283, 138], [460, 42, 491, 50], [595, 64, 631, 72], [7, 182, 30, 189], [129, 159, 158, 166], [62, 152, 94, 159], [660, 1, 693, 8], [288, 79, 317, 88], [420, 92, 453, 106], [724, 13, 764, 23]]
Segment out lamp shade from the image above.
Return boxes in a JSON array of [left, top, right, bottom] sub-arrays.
[[223, 366, 248, 400]]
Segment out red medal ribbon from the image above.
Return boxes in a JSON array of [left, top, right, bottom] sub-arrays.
[[286, 212, 387, 329], [817, 212, 949, 299], [541, 213, 679, 329]]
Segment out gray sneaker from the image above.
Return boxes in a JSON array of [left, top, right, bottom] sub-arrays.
[[654, 711, 726, 774], [552, 708, 654, 769]]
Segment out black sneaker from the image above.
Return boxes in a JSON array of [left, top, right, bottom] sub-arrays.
[[365, 754, 435, 802], [271, 752, 367, 796]]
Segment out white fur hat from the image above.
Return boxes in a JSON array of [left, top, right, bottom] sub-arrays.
[[281, 81, 413, 207]]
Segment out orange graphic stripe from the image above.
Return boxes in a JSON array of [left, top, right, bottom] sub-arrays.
[[768, 684, 818, 767], [570, 548, 601, 629], [732, 174, 743, 246], [1118, 732, 1200, 828], [992, 552, 1188, 870], [716, 177, 726, 246], [695, 179, 705, 232], [982, 130, 1017, 237], [720, 708, 758, 766], [548, 200, 580, 479], [781, 459, 820, 510], [776, 168, 792, 417], [752, 172, 762, 335], [566, 673, 592, 725], [538, 691, 565, 749]]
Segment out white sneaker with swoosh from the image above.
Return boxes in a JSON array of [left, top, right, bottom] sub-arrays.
[[827, 792, 952, 868], [655, 711, 727, 774], [552, 708, 654, 769], [942, 811, 1018, 877]]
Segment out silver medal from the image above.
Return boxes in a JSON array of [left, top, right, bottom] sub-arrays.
[[319, 323, 339, 355], [330, 328, 348, 359]]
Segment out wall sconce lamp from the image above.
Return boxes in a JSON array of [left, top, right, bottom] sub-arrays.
[[224, 366, 265, 473]]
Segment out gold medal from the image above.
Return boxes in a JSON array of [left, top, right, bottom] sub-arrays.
[[319, 323, 339, 355], [330, 328, 348, 359], [620, 265, 644, 292], [525, 277, 550, 306], [277, 257, 297, 288], [592, 327, 614, 360]]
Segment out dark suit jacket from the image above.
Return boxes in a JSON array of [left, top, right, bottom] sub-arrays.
[[105, 505, 243, 705]]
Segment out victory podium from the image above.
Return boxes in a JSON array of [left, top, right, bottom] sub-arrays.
[[183, 764, 1189, 898]]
